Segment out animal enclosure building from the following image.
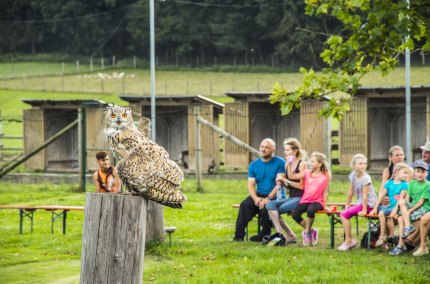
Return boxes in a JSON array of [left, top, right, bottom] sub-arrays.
[[223, 92, 330, 168], [120, 95, 224, 171], [339, 86, 430, 169], [22, 99, 109, 172]]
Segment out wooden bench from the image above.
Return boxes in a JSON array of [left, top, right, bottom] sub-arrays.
[[316, 203, 359, 249], [0, 205, 84, 234]]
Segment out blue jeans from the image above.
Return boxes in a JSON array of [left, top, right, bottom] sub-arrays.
[[378, 205, 392, 215], [266, 197, 301, 214]]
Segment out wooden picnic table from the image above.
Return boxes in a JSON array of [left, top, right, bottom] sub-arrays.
[[0, 205, 84, 234]]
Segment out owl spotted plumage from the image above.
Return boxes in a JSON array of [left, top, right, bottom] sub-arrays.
[[104, 105, 186, 209]]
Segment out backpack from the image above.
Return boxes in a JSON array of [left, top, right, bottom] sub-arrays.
[[360, 224, 380, 249]]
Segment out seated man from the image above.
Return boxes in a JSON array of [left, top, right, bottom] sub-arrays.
[[233, 138, 286, 242], [93, 151, 122, 193]]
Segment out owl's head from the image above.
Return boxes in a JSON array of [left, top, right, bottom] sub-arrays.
[[105, 105, 134, 130]]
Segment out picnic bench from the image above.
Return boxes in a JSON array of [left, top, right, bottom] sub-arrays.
[[0, 205, 84, 234], [316, 203, 360, 249]]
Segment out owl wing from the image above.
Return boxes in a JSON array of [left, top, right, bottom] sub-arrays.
[[117, 149, 186, 208]]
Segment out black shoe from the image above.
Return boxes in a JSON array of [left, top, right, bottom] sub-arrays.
[[249, 234, 263, 242], [232, 236, 244, 242]]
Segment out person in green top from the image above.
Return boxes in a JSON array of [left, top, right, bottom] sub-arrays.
[[390, 159, 430, 256]]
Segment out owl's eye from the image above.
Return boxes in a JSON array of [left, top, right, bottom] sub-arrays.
[[121, 113, 128, 118], [110, 113, 116, 118]]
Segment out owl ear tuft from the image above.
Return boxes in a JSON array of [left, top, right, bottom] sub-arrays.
[[105, 104, 114, 114]]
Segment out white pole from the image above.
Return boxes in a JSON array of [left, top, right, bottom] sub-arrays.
[[149, 0, 156, 141], [405, 0, 411, 164]]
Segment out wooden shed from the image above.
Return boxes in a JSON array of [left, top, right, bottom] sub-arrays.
[[22, 99, 109, 172], [223, 92, 330, 168], [120, 95, 224, 171], [339, 86, 430, 169]]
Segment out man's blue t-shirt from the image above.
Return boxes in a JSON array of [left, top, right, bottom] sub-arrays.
[[248, 156, 286, 195], [384, 179, 409, 209]]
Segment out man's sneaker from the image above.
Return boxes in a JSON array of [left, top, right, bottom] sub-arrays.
[[389, 245, 407, 256], [413, 247, 429, 257], [310, 228, 319, 246], [267, 237, 281, 246], [232, 236, 244, 242], [402, 226, 416, 239], [264, 233, 286, 246], [303, 232, 312, 247], [249, 234, 262, 242]]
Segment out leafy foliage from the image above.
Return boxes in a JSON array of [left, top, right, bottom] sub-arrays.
[[271, 0, 430, 119]]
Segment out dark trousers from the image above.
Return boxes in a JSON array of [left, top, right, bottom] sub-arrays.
[[292, 202, 323, 224], [234, 195, 272, 238]]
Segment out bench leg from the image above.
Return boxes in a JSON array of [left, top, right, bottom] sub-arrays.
[[19, 209, 23, 234], [51, 210, 68, 234], [63, 211, 67, 234], [19, 209, 34, 234], [355, 215, 359, 236], [330, 215, 335, 249]]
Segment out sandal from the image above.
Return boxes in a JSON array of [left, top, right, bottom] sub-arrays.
[[285, 238, 297, 244], [375, 237, 387, 247]]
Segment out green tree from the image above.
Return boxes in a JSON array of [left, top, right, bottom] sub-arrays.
[[270, 0, 430, 120]]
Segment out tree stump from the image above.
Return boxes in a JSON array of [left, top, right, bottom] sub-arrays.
[[145, 200, 164, 241], [80, 193, 147, 284]]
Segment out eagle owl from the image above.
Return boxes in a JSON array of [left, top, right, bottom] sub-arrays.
[[104, 105, 186, 209]]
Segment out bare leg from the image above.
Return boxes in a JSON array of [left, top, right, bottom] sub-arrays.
[[341, 216, 352, 245], [387, 219, 395, 238], [397, 216, 405, 247], [379, 210, 387, 239], [399, 199, 411, 228], [298, 220, 306, 230], [419, 213, 430, 249], [305, 218, 314, 233], [280, 217, 296, 239], [268, 210, 282, 233]]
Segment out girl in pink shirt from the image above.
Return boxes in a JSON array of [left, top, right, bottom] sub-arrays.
[[291, 152, 331, 246]]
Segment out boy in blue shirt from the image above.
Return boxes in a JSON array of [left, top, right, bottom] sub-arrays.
[[389, 159, 430, 255]]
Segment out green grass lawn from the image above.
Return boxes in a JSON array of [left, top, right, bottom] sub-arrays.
[[0, 179, 429, 283]]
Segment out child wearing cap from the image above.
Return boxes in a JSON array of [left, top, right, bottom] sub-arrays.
[[388, 159, 430, 256]]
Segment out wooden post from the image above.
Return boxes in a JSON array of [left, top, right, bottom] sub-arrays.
[[80, 193, 147, 284], [194, 107, 203, 192], [145, 201, 164, 241]]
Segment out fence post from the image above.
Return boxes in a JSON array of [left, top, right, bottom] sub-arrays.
[[194, 106, 203, 192], [76, 61, 80, 73], [101, 57, 104, 69], [80, 193, 147, 284], [112, 55, 116, 67], [133, 56, 137, 68], [90, 58, 93, 72], [78, 106, 87, 192]]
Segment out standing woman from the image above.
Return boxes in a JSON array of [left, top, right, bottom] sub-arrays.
[[265, 138, 307, 245]]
